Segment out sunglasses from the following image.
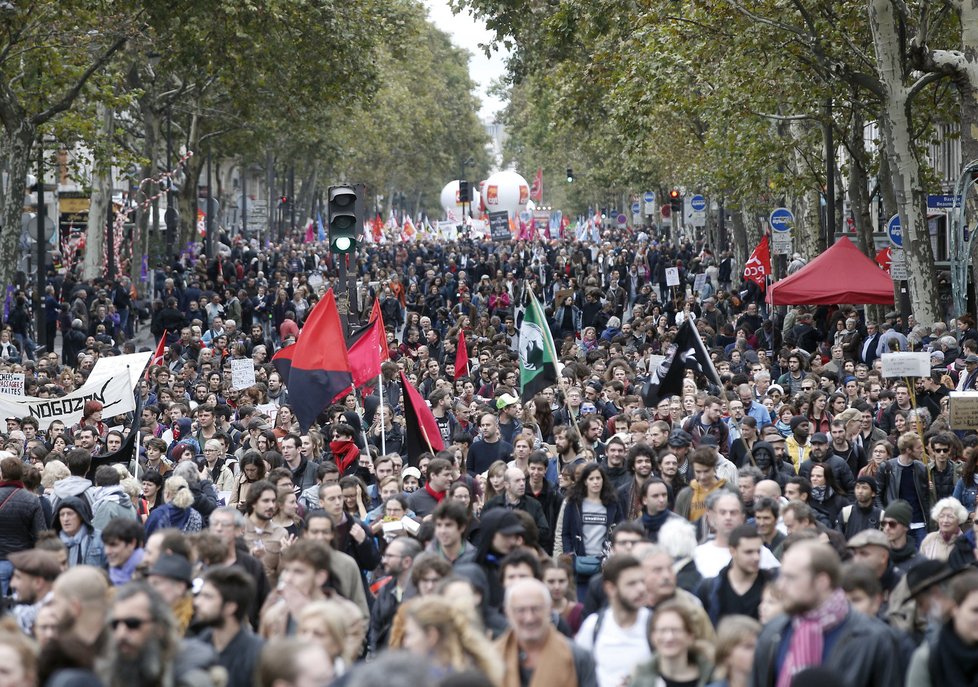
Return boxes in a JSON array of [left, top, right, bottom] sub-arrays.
[[110, 617, 151, 630], [932, 447, 950, 453], [881, 520, 901, 529]]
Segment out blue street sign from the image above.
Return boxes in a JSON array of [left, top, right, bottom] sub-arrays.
[[631, 201, 641, 214], [690, 195, 707, 212], [769, 207, 794, 233], [643, 191, 655, 204], [927, 194, 961, 210], [887, 214, 902, 248]]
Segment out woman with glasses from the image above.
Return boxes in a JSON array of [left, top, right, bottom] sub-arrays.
[[632, 601, 715, 687], [859, 440, 894, 479]]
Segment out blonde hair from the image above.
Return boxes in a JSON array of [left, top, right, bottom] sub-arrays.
[[41, 460, 70, 489], [390, 596, 501, 685], [0, 617, 37, 683], [713, 615, 761, 677], [296, 601, 348, 662], [164, 476, 196, 509]]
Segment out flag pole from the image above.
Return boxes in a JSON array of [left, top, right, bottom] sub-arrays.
[[378, 372, 386, 456], [526, 287, 573, 421]]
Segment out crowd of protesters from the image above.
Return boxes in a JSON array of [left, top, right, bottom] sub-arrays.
[[0, 229, 976, 687]]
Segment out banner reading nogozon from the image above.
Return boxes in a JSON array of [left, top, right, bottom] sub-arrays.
[[0, 373, 134, 429], [0, 353, 147, 429]]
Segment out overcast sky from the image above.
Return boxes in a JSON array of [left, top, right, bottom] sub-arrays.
[[422, 0, 509, 122]]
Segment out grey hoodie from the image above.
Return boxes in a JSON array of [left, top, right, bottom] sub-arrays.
[[49, 476, 95, 512], [90, 485, 139, 530]]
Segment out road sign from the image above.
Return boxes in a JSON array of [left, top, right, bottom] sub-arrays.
[[927, 194, 961, 210], [772, 233, 792, 255], [689, 194, 706, 226], [631, 202, 641, 214], [643, 191, 656, 216], [616, 213, 628, 226], [890, 248, 907, 280], [886, 214, 902, 248], [769, 207, 794, 233]]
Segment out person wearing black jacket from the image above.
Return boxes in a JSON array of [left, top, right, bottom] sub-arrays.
[[482, 467, 552, 555], [0, 457, 48, 596], [751, 540, 900, 687], [836, 477, 883, 539]]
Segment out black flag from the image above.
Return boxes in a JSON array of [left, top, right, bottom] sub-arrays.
[[642, 320, 722, 406], [87, 396, 142, 479]]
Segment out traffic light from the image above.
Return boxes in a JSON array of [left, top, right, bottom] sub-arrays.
[[279, 195, 289, 207], [669, 189, 682, 212], [327, 184, 361, 254], [566, 168, 574, 183]]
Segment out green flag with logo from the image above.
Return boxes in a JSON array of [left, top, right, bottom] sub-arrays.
[[519, 290, 559, 401]]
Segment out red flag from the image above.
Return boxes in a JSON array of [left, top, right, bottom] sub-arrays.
[[530, 168, 543, 202], [370, 298, 391, 361], [147, 331, 167, 380], [454, 328, 469, 380], [371, 213, 384, 242], [875, 246, 892, 272], [286, 290, 353, 432], [347, 318, 385, 388], [400, 371, 445, 465], [743, 235, 772, 289]]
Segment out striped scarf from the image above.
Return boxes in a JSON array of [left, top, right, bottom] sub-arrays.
[[777, 589, 849, 687]]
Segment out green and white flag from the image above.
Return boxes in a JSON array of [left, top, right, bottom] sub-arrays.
[[519, 289, 559, 401]]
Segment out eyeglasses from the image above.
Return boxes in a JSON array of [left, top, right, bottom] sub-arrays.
[[110, 617, 152, 631], [801, 386, 814, 391], [932, 447, 950, 453], [881, 520, 901, 529]]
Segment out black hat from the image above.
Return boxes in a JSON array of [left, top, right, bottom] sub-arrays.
[[698, 435, 719, 448], [810, 432, 829, 444], [907, 559, 961, 598], [667, 429, 693, 447], [789, 416, 809, 432], [855, 476, 878, 493], [147, 554, 193, 586]]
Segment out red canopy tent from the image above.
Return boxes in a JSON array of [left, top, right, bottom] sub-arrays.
[[766, 236, 895, 305]]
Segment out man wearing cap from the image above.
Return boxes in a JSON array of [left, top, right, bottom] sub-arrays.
[[682, 396, 730, 458], [496, 393, 524, 446], [784, 416, 811, 473], [147, 553, 196, 636], [799, 432, 855, 496], [847, 529, 902, 599], [475, 509, 526, 610], [882, 499, 926, 575], [483, 467, 551, 551], [837, 476, 883, 538], [8, 548, 61, 634], [956, 353, 978, 390]]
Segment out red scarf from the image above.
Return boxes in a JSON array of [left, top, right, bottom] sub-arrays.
[[425, 482, 446, 503], [330, 440, 359, 475]]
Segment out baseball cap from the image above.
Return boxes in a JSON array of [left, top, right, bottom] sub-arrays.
[[966, 354, 978, 364], [810, 432, 829, 444], [401, 467, 422, 481], [147, 554, 193, 586], [496, 393, 520, 410]]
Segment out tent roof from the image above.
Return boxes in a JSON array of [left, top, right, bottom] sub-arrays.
[[766, 236, 895, 305]]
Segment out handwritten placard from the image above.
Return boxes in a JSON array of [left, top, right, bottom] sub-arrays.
[[230, 359, 256, 390], [949, 392, 978, 429], [880, 352, 930, 378], [0, 373, 24, 396], [693, 273, 707, 294], [665, 267, 680, 287]]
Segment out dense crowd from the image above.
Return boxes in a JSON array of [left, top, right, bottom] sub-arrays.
[[0, 230, 977, 687]]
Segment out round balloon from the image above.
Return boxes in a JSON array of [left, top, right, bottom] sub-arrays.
[[440, 180, 477, 222], [482, 170, 530, 219]]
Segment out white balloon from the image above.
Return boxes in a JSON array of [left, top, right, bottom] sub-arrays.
[[482, 170, 530, 219], [440, 180, 477, 222]]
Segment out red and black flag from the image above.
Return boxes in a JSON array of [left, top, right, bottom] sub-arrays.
[[347, 317, 385, 388], [271, 343, 295, 381], [286, 290, 353, 432], [400, 371, 445, 466]]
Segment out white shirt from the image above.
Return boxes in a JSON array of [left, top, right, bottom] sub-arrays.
[[575, 607, 652, 687], [693, 539, 781, 578]]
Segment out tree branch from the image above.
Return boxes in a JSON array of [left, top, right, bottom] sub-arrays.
[[33, 31, 130, 126], [907, 69, 945, 101]]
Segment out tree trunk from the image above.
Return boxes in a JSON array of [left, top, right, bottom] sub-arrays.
[[869, 0, 940, 322], [130, 98, 159, 297], [788, 119, 822, 261], [82, 104, 114, 281], [0, 124, 35, 296]]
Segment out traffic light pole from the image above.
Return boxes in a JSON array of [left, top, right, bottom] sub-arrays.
[[35, 141, 46, 348]]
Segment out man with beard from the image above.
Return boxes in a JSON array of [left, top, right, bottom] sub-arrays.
[[837, 476, 883, 539], [193, 567, 264, 687], [697, 524, 773, 625], [104, 581, 221, 687], [575, 555, 652, 687], [799, 432, 856, 497], [602, 436, 631, 490], [632, 478, 682, 542], [243, 480, 288, 586], [618, 442, 657, 520], [751, 541, 899, 687], [546, 425, 585, 484]]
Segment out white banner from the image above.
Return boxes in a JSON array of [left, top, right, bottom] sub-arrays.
[[880, 352, 930, 378], [0, 373, 25, 396], [0, 372, 135, 429], [89, 352, 153, 390]]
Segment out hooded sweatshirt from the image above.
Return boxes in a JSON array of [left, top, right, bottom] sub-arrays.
[[49, 476, 95, 512], [90, 485, 139, 530], [53, 496, 106, 568]]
